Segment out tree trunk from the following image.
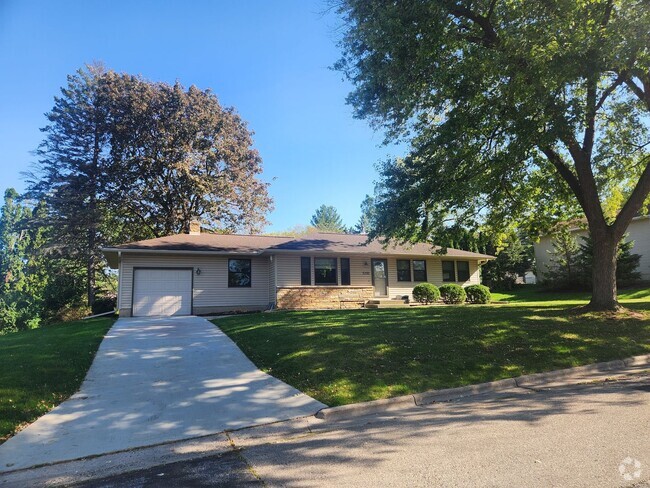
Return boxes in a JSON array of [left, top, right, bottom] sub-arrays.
[[588, 234, 619, 311], [87, 253, 96, 309]]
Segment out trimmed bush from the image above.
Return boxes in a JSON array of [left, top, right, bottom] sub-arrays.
[[412, 283, 440, 304], [439, 284, 466, 304], [465, 284, 492, 304]]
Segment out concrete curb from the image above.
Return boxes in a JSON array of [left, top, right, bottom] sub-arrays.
[[314, 354, 650, 421], [413, 378, 518, 405], [315, 394, 416, 420]]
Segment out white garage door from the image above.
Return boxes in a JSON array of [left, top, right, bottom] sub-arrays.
[[133, 269, 193, 316]]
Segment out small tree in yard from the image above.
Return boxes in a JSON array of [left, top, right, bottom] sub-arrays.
[[482, 233, 533, 290], [543, 228, 582, 290], [336, 1, 650, 311]]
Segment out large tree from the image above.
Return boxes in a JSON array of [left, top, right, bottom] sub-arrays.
[[28, 66, 273, 306], [336, 0, 650, 310], [27, 65, 112, 307], [107, 75, 272, 237]]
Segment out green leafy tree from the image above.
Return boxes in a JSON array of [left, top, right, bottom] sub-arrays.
[[310, 205, 346, 232], [107, 75, 273, 237], [353, 195, 376, 234], [28, 66, 274, 309], [336, 0, 650, 310], [482, 233, 533, 290], [0, 190, 49, 332]]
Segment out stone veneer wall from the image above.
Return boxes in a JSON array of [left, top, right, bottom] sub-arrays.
[[276, 286, 374, 310]]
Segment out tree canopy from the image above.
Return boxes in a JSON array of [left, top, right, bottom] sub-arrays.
[[24, 65, 272, 308], [336, 0, 650, 309]]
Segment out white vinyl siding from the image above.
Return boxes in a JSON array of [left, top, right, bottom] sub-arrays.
[[120, 253, 270, 311], [133, 269, 192, 316]]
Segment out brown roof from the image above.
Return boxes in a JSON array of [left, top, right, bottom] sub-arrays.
[[103, 232, 494, 260]]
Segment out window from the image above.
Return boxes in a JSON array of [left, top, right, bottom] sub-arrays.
[[341, 258, 351, 285], [228, 259, 251, 287], [442, 261, 455, 282], [413, 260, 427, 282], [397, 260, 411, 281], [301, 257, 311, 285], [457, 261, 470, 281], [314, 258, 337, 285]]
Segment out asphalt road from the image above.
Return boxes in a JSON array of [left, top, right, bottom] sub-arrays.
[[72, 373, 650, 488]]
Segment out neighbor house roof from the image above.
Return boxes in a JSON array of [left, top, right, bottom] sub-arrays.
[[102, 232, 494, 268]]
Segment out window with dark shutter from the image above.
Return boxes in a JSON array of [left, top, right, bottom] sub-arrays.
[[314, 258, 337, 285], [397, 260, 411, 281], [301, 257, 311, 285], [457, 261, 470, 281], [442, 261, 455, 282], [341, 258, 351, 285], [413, 260, 427, 282]]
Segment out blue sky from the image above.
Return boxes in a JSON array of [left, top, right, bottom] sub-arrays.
[[0, 0, 403, 232]]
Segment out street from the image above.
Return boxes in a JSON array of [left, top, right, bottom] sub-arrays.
[[71, 373, 650, 487]]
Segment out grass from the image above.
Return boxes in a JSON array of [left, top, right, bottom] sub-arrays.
[[215, 286, 650, 407], [0, 318, 114, 443]]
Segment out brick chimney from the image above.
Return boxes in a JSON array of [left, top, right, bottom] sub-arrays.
[[189, 219, 201, 235]]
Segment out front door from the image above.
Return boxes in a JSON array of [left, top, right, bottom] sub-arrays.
[[371, 259, 388, 297]]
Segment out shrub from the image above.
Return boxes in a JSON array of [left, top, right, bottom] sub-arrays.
[[465, 284, 491, 304], [92, 296, 117, 315], [412, 283, 440, 304], [439, 284, 466, 304]]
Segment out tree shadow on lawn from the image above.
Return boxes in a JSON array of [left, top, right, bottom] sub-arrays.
[[217, 305, 650, 406]]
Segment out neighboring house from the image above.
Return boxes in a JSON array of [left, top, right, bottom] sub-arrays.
[[534, 215, 650, 282], [102, 223, 494, 317]]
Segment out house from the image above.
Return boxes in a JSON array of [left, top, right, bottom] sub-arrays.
[[534, 215, 650, 282], [102, 223, 494, 317]]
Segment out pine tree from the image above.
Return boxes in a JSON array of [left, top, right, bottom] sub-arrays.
[[543, 227, 581, 290], [353, 195, 375, 234], [310, 205, 346, 232], [27, 65, 112, 307], [578, 234, 641, 287]]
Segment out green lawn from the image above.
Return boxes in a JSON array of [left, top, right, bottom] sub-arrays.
[[215, 287, 650, 406], [0, 318, 114, 443]]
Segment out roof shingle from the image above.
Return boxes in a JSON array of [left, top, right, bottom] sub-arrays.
[[103, 232, 494, 260]]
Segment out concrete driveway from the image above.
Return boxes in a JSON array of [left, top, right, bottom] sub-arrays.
[[0, 316, 325, 472]]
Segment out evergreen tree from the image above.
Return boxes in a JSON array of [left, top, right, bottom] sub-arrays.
[[543, 227, 582, 290], [27, 65, 113, 307], [353, 195, 376, 234], [310, 205, 346, 232], [578, 234, 641, 287]]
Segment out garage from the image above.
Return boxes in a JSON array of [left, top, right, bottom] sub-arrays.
[[132, 268, 193, 316]]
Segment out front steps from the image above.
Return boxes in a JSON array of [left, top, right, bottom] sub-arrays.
[[365, 298, 411, 309]]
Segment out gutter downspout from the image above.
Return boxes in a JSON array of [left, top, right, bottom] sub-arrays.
[[117, 251, 122, 312]]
